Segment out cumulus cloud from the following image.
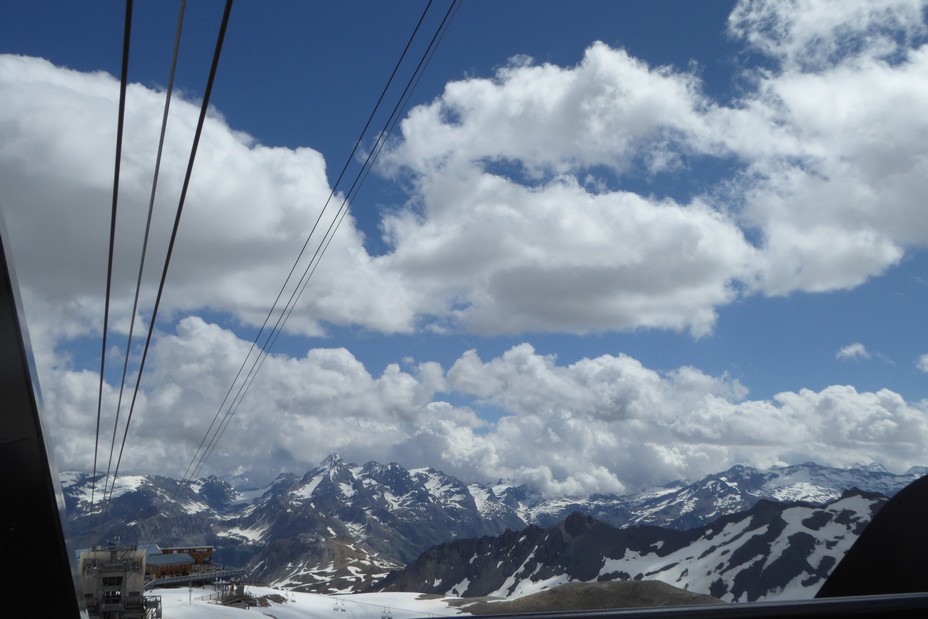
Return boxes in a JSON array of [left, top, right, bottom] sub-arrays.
[[382, 0, 928, 321], [382, 41, 719, 176], [837, 343, 870, 360], [45, 315, 485, 484], [917, 353, 928, 373], [730, 44, 928, 295], [5, 0, 928, 342], [41, 318, 928, 495], [380, 174, 754, 336], [0, 54, 418, 349], [728, 0, 927, 70]]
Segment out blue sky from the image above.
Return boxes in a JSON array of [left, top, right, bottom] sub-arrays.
[[1, 0, 927, 494]]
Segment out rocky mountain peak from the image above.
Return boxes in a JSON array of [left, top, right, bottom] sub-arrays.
[[321, 453, 344, 469]]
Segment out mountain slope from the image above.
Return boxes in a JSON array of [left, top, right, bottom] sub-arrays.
[[376, 491, 885, 602]]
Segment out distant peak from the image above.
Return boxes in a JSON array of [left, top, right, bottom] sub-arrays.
[[853, 462, 888, 473], [321, 453, 344, 467]]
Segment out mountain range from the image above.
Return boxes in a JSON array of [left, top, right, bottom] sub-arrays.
[[61, 457, 923, 595], [376, 490, 884, 603]]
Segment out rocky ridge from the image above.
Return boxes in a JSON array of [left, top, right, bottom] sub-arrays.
[[377, 490, 885, 602]]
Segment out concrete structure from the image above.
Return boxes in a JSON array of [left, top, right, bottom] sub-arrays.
[[79, 545, 161, 619]]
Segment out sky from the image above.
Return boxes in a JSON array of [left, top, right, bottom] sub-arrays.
[[1, 0, 928, 496]]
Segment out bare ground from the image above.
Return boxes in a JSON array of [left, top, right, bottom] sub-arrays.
[[440, 580, 723, 614]]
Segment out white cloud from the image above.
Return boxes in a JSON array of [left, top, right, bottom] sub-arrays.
[[383, 42, 719, 177], [837, 342, 870, 360], [728, 0, 927, 71], [5, 0, 928, 341], [0, 54, 418, 348], [381, 174, 754, 336], [41, 318, 928, 495], [379, 0, 928, 327], [378, 43, 756, 336], [917, 353, 928, 372], [730, 45, 928, 295]]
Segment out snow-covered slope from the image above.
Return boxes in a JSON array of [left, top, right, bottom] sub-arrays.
[[152, 586, 468, 619], [378, 491, 884, 603]]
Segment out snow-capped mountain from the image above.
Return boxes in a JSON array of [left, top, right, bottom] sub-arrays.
[[377, 490, 885, 603], [63, 455, 524, 591], [490, 462, 924, 530], [61, 458, 922, 593]]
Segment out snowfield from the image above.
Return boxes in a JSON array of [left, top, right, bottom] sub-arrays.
[[152, 587, 468, 619]]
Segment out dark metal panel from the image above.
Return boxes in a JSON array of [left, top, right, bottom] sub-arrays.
[[461, 592, 928, 619], [817, 474, 928, 598], [0, 210, 80, 616]]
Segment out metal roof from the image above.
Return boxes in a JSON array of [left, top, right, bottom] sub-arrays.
[[147, 552, 194, 566]]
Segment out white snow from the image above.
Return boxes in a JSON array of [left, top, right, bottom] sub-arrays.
[[383, 491, 403, 510], [233, 485, 271, 505], [447, 578, 471, 597], [152, 586, 470, 618], [181, 499, 210, 515], [468, 484, 490, 516], [67, 474, 147, 506], [505, 573, 570, 600], [293, 474, 324, 500], [344, 520, 368, 540], [489, 547, 538, 598], [216, 522, 270, 543]]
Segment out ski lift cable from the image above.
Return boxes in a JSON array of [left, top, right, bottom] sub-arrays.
[[90, 0, 134, 529], [178, 0, 442, 488], [194, 0, 461, 476], [193, 0, 461, 477], [101, 0, 235, 521], [99, 0, 188, 518], [174, 0, 438, 495], [191, 0, 461, 477]]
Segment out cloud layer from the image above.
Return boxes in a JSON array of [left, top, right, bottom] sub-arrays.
[[3, 0, 928, 341], [41, 317, 928, 494]]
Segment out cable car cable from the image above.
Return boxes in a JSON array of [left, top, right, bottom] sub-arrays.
[[175, 0, 440, 492], [101, 0, 234, 519], [191, 0, 461, 478], [90, 0, 134, 528]]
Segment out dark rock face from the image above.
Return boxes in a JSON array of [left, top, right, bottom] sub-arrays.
[[377, 492, 885, 603], [194, 476, 237, 511]]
